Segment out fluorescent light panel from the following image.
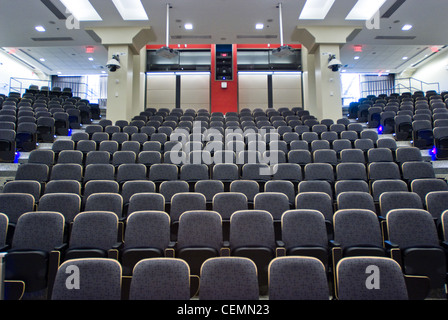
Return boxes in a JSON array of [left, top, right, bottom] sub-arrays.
[[255, 23, 264, 30], [184, 23, 193, 30], [346, 0, 387, 20], [60, 0, 102, 21], [112, 0, 148, 21], [299, 0, 335, 20], [35, 26, 46, 32]]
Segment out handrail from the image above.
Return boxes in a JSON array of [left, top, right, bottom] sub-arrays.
[[360, 76, 440, 97]]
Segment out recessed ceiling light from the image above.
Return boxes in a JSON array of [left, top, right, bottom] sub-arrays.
[[35, 26, 46, 32], [255, 23, 264, 30], [88, 57, 94, 61], [39, 58, 46, 62], [184, 23, 193, 30], [60, 0, 102, 21], [402, 56, 408, 60], [402, 24, 413, 31], [299, 0, 335, 20], [346, 0, 387, 20], [112, 0, 148, 21], [354, 56, 360, 60]]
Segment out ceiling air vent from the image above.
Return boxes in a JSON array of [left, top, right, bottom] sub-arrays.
[[237, 35, 277, 39], [31, 37, 74, 41], [375, 36, 416, 40], [171, 35, 212, 40]]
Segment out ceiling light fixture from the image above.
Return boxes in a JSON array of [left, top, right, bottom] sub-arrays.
[[255, 23, 264, 30], [88, 57, 94, 61], [346, 0, 387, 20], [299, 0, 335, 20], [60, 0, 102, 21], [184, 23, 193, 30], [402, 24, 413, 31], [112, 0, 148, 21], [35, 26, 46, 32]]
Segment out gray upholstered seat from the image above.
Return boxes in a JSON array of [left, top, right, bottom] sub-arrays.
[[281, 209, 329, 269], [386, 209, 446, 291], [335, 257, 408, 300], [177, 210, 223, 276], [268, 256, 329, 300], [199, 257, 259, 300], [121, 211, 171, 276], [52, 258, 122, 300], [129, 258, 191, 300]]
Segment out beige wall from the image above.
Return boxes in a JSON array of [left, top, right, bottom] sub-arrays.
[[146, 74, 176, 110], [180, 73, 210, 111], [238, 73, 268, 111], [272, 73, 302, 109]]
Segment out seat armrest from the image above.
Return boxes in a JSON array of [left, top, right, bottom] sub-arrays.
[[384, 240, 399, 249], [112, 242, 124, 250], [164, 247, 175, 258], [329, 240, 341, 248], [441, 241, 448, 250], [53, 243, 68, 252], [220, 247, 230, 257]]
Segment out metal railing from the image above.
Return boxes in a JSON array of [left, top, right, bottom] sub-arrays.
[[360, 77, 440, 97]]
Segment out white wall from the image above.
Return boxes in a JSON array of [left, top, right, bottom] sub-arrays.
[[406, 50, 448, 93], [0, 51, 47, 96]]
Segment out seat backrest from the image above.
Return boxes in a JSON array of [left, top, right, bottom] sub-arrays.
[[281, 210, 328, 250], [0, 193, 35, 224], [426, 191, 448, 220], [253, 192, 290, 221], [268, 256, 329, 300], [127, 193, 165, 215], [295, 192, 334, 221], [379, 191, 423, 217], [229, 210, 276, 251], [129, 258, 190, 300], [38, 193, 81, 223], [170, 192, 207, 222], [69, 211, 118, 250], [337, 192, 375, 212], [84, 193, 123, 218], [199, 257, 259, 300], [336, 257, 408, 300], [52, 258, 122, 300], [177, 210, 223, 251], [12, 211, 65, 252], [124, 211, 170, 250], [333, 209, 383, 250], [393, 206, 439, 248]]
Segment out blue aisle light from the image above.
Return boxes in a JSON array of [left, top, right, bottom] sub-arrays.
[[14, 151, 20, 163], [377, 125, 384, 134]]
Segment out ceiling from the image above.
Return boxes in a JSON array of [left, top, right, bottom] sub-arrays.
[[0, 0, 446, 76]]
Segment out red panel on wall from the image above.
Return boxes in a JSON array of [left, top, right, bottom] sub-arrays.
[[210, 44, 238, 115]]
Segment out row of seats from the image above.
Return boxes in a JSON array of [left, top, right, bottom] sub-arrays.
[[48, 255, 412, 300], [0, 91, 101, 158], [24, 144, 427, 176], [349, 92, 448, 159], [2, 207, 446, 300]]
